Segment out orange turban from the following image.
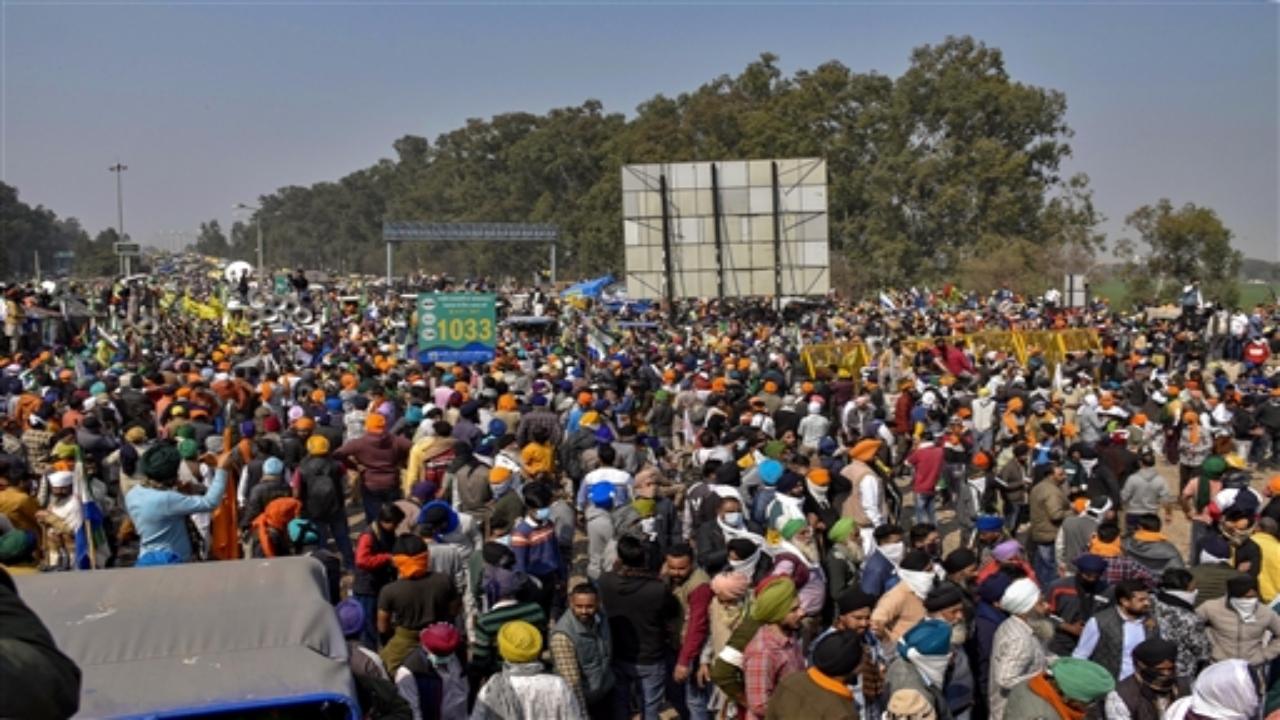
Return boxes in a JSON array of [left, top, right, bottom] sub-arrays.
[[497, 394, 518, 412], [365, 413, 386, 432], [294, 417, 315, 431], [850, 439, 881, 462], [807, 468, 830, 486]]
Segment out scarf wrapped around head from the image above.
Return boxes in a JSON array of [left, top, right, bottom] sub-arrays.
[[710, 571, 751, 602], [392, 535, 431, 580]]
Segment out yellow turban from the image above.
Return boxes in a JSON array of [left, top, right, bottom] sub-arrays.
[[497, 620, 542, 663]]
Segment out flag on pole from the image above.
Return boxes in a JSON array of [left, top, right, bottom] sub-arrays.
[[73, 449, 106, 570]]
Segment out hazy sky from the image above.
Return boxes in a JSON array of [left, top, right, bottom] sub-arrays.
[[3, 1, 1277, 261]]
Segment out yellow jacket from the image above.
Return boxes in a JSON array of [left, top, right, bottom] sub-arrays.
[[1251, 531, 1280, 603]]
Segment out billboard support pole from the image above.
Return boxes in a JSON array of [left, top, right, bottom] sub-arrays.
[[711, 163, 725, 301], [386, 240, 393, 291], [770, 161, 783, 312], [549, 244, 557, 287], [659, 173, 675, 315]]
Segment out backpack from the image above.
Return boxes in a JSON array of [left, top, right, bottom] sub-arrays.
[[297, 457, 343, 519]]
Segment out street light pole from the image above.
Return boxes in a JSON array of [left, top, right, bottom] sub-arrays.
[[109, 162, 128, 276]]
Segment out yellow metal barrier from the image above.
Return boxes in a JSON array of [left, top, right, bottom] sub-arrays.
[[801, 329, 1099, 379]]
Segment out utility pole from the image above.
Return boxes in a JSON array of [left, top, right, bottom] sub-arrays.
[[109, 162, 128, 276]]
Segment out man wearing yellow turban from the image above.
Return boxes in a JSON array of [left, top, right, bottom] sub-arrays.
[[472, 620, 582, 718]]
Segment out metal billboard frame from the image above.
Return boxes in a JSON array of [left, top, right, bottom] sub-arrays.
[[381, 222, 560, 287], [621, 158, 829, 307]]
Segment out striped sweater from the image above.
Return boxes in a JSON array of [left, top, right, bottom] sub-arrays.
[[472, 600, 547, 674]]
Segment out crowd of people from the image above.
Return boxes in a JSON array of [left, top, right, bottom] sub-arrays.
[[2, 268, 1280, 720]]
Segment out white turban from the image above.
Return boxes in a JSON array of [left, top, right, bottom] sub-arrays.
[[48, 471, 74, 489], [1000, 578, 1041, 615], [1165, 659, 1258, 720]]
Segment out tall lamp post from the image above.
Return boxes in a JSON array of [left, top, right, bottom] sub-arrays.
[[109, 162, 128, 276], [233, 203, 263, 277]]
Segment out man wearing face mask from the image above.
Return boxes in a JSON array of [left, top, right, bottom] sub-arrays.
[[909, 522, 942, 560], [861, 524, 905, 596], [1198, 574, 1280, 667], [393, 621, 468, 719], [510, 482, 564, 616], [924, 585, 975, 720], [1046, 554, 1110, 656], [696, 491, 762, 573], [1151, 568, 1212, 678], [884, 618, 954, 720], [1103, 637, 1188, 719], [1072, 579, 1157, 680], [872, 549, 935, 643]]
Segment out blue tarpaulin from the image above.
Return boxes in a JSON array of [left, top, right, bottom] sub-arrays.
[[561, 274, 615, 299]]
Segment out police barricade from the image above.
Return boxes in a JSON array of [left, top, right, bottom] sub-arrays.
[[802, 329, 1099, 379]]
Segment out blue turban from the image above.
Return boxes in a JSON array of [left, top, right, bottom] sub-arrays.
[[418, 500, 460, 535], [976, 515, 1003, 532], [594, 425, 615, 444], [978, 572, 1014, 604], [898, 618, 952, 659], [758, 459, 783, 487], [1074, 553, 1107, 575]]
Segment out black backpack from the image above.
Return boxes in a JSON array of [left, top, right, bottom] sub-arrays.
[[297, 456, 343, 519]]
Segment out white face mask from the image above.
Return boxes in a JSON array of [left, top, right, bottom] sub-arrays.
[[881, 541, 905, 565], [950, 621, 968, 646], [722, 512, 743, 528], [1231, 597, 1260, 619]]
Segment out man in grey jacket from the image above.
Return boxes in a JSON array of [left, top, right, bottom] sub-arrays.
[[1120, 452, 1175, 533], [1123, 514, 1185, 574], [1198, 574, 1280, 667]]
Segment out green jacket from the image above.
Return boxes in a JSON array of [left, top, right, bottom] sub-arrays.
[[765, 668, 857, 720]]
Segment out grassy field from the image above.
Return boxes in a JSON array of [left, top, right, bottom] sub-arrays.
[[1090, 279, 1280, 308]]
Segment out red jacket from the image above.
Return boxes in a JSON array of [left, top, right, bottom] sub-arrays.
[[333, 430, 411, 493], [894, 393, 914, 435], [907, 443, 945, 495]]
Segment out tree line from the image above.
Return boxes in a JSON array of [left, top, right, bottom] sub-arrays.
[[1, 36, 1243, 302]]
